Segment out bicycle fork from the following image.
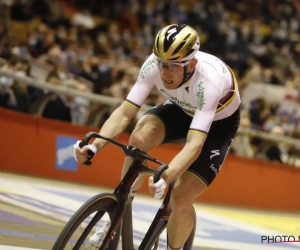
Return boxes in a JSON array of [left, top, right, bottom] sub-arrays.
[[138, 181, 175, 249], [121, 196, 135, 249], [100, 198, 129, 250]]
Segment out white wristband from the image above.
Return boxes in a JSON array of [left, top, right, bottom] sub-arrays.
[[73, 140, 97, 161], [153, 178, 167, 199], [88, 144, 98, 154]]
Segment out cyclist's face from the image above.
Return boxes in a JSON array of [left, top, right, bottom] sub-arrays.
[[158, 58, 197, 89]]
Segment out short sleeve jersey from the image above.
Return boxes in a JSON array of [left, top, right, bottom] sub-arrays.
[[126, 51, 241, 136]]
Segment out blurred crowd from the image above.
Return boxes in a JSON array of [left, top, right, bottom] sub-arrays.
[[0, 0, 300, 164]]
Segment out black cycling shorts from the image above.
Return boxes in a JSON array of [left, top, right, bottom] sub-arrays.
[[144, 101, 240, 187]]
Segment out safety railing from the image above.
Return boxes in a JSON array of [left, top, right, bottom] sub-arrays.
[[1, 69, 300, 149]]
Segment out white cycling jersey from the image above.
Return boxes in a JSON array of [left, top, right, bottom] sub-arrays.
[[126, 51, 241, 136]]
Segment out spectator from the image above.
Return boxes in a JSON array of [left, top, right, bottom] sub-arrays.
[[265, 126, 286, 163], [71, 9, 95, 29], [11, 70, 30, 113], [109, 71, 133, 99], [79, 55, 112, 94], [1, 0, 300, 166], [71, 82, 90, 125], [0, 59, 18, 110], [41, 74, 72, 122], [0, 77, 18, 110], [249, 98, 271, 130]]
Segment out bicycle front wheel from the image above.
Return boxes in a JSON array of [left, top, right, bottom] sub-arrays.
[[52, 193, 120, 250]]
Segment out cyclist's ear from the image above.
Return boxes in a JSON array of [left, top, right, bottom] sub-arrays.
[[187, 58, 198, 72]]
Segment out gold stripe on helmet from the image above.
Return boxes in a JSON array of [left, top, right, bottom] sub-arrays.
[[157, 25, 171, 60]]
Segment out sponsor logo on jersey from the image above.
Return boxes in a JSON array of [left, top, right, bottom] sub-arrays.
[[160, 89, 197, 110], [210, 164, 218, 175], [197, 81, 205, 110], [210, 150, 220, 160], [138, 58, 156, 80]]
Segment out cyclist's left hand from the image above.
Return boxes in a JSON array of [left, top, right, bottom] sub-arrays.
[[148, 176, 167, 199]]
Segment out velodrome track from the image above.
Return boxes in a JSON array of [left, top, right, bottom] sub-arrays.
[[0, 172, 299, 250]]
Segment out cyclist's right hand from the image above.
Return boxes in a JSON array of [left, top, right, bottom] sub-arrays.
[[73, 140, 97, 163]]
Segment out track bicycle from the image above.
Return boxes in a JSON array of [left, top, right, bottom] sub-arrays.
[[52, 131, 196, 250]]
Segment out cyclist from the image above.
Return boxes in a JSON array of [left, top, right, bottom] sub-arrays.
[[74, 23, 241, 250]]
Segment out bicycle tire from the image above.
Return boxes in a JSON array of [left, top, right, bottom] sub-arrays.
[[52, 193, 120, 250]]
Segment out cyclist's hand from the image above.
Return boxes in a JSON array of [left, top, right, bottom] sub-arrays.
[[148, 176, 167, 199], [73, 140, 97, 163]]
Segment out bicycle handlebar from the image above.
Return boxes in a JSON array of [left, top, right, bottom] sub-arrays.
[[78, 132, 168, 182]]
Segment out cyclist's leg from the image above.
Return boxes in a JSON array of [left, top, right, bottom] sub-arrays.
[[167, 107, 240, 249], [121, 101, 192, 192], [167, 173, 206, 249], [121, 113, 165, 191], [90, 103, 172, 247]]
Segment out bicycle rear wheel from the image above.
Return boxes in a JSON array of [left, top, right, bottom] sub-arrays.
[[52, 193, 120, 250]]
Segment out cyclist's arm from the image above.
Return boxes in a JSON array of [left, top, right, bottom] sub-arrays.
[[162, 85, 221, 184], [91, 101, 138, 151], [92, 55, 157, 151]]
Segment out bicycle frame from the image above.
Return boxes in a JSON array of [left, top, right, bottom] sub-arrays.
[[136, 181, 175, 249], [97, 158, 173, 249], [77, 132, 195, 249], [121, 166, 176, 250]]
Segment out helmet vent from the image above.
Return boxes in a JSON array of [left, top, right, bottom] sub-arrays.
[[183, 33, 191, 41], [172, 42, 185, 56], [184, 49, 195, 58], [168, 56, 180, 61]]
